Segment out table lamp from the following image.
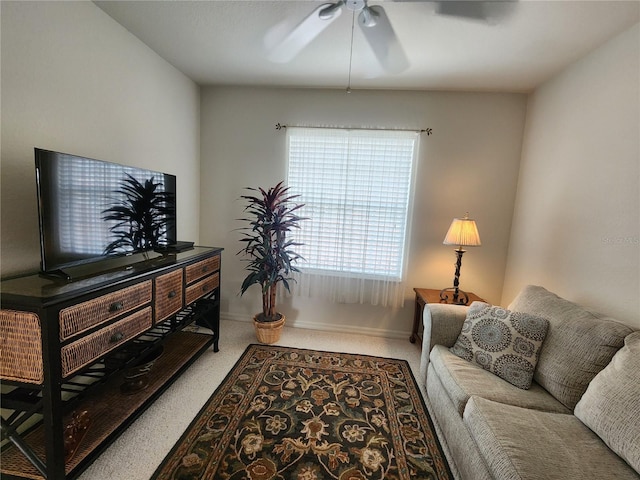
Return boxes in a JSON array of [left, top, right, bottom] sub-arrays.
[[440, 213, 481, 305]]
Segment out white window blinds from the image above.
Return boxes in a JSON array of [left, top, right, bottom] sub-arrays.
[[286, 127, 419, 307]]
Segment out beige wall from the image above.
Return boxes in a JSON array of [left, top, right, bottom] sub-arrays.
[[7, 1, 633, 336], [0, 1, 201, 276], [200, 87, 526, 337], [503, 24, 640, 328]]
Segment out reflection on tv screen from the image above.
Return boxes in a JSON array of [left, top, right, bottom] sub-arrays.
[[36, 149, 177, 273]]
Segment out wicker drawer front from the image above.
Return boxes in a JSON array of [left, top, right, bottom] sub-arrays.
[[61, 307, 152, 378], [155, 269, 184, 322], [59, 281, 152, 341], [185, 272, 219, 305], [185, 255, 220, 284], [0, 310, 43, 384]]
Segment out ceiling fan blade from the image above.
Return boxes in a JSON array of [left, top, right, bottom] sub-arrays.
[[358, 5, 409, 74], [265, 3, 343, 63], [437, 1, 485, 20], [435, 0, 518, 24]]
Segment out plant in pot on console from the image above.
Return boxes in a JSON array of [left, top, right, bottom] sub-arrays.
[[237, 181, 305, 344]]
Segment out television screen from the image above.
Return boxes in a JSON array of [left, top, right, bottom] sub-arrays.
[[35, 148, 177, 275]]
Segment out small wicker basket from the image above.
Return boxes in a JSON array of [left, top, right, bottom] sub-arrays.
[[253, 314, 285, 344]]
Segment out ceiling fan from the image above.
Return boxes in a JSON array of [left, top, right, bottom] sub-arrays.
[[265, 1, 517, 75], [265, 0, 410, 74]]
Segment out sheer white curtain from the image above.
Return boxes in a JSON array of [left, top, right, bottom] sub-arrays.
[[286, 127, 419, 308]]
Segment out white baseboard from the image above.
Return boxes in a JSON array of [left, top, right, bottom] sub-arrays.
[[220, 311, 411, 340]]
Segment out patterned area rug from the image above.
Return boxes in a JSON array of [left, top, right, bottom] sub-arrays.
[[152, 344, 452, 480]]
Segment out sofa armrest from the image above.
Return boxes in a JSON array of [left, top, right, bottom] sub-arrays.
[[423, 303, 469, 351], [419, 303, 468, 384]]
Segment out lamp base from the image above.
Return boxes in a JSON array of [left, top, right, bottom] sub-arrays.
[[439, 287, 470, 306]]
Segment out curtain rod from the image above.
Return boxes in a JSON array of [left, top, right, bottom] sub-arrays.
[[275, 123, 432, 135]]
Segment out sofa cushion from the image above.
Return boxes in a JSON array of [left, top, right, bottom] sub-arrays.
[[425, 363, 494, 480], [464, 396, 640, 480], [575, 331, 640, 473], [450, 301, 549, 389], [508, 285, 633, 409], [429, 345, 569, 417]]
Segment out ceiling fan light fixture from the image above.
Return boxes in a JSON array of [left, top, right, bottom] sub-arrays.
[[318, 2, 344, 20], [359, 7, 379, 27], [345, 0, 366, 12]]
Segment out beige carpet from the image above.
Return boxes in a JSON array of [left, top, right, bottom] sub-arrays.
[[78, 320, 424, 480]]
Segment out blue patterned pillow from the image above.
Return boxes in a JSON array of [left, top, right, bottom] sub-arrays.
[[450, 302, 549, 389]]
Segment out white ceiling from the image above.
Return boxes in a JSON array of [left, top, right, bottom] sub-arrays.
[[94, 1, 639, 93]]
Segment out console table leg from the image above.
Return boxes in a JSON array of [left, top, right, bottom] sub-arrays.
[[195, 298, 220, 352], [211, 314, 220, 353], [1, 418, 47, 477]]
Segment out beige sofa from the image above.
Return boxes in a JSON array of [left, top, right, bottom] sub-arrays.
[[419, 285, 639, 480]]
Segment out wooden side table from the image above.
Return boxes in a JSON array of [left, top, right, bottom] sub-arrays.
[[410, 288, 485, 344]]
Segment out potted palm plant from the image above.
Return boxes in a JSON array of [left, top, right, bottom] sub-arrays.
[[237, 181, 305, 343]]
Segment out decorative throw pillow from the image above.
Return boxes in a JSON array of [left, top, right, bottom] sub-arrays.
[[450, 301, 550, 390]]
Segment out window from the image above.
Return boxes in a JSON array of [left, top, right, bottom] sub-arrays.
[[286, 127, 419, 307]]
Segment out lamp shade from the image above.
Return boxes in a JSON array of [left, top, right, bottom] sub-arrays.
[[443, 214, 481, 247]]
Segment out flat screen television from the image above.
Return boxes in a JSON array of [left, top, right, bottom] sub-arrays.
[[35, 148, 177, 277]]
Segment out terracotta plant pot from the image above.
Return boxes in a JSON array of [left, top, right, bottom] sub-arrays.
[[253, 313, 285, 344]]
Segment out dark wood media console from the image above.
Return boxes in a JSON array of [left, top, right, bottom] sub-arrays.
[[0, 246, 223, 479]]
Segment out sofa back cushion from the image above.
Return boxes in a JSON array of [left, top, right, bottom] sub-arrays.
[[574, 331, 640, 473], [508, 285, 633, 409]]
